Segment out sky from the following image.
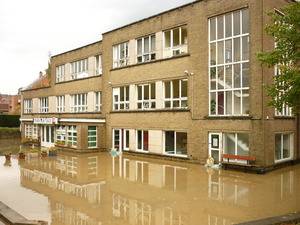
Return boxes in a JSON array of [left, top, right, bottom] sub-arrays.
[[0, 0, 194, 95]]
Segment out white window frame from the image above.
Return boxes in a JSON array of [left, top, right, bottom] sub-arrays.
[[163, 79, 188, 109], [208, 9, 250, 116], [163, 131, 188, 157], [113, 86, 129, 111], [95, 92, 101, 112], [24, 124, 32, 138], [70, 93, 88, 112], [39, 97, 49, 113], [56, 65, 65, 83], [67, 125, 77, 147], [136, 34, 156, 63], [123, 129, 130, 151], [137, 83, 156, 110], [88, 126, 97, 148], [23, 99, 32, 114], [56, 95, 65, 113], [275, 133, 294, 163], [163, 26, 188, 57], [56, 126, 66, 145], [71, 58, 88, 80], [113, 42, 129, 68], [136, 130, 149, 152], [95, 55, 102, 75]]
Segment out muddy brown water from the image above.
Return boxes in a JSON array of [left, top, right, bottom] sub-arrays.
[[0, 139, 299, 225]]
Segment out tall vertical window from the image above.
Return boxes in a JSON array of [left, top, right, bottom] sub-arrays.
[[137, 35, 156, 63], [137, 83, 156, 110], [67, 126, 77, 147], [209, 9, 250, 116], [56, 126, 66, 145], [88, 126, 97, 148], [39, 97, 49, 113], [123, 129, 130, 150], [71, 93, 88, 112], [164, 79, 188, 109], [164, 131, 187, 156], [95, 92, 101, 112], [71, 58, 88, 79], [163, 26, 188, 57], [56, 65, 65, 83], [137, 130, 148, 152], [23, 99, 32, 114], [24, 124, 32, 138], [113, 42, 129, 68], [56, 96, 65, 113], [275, 133, 293, 162], [95, 55, 102, 75], [113, 86, 129, 111], [223, 133, 249, 157]]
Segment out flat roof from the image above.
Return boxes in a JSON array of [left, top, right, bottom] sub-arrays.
[[102, 0, 202, 35]]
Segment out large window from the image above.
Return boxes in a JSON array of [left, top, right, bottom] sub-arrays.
[[137, 83, 156, 110], [71, 58, 88, 79], [113, 86, 129, 111], [56, 96, 65, 113], [137, 130, 148, 152], [223, 133, 249, 156], [164, 79, 188, 109], [56, 65, 65, 83], [88, 126, 97, 148], [275, 133, 293, 162], [209, 9, 250, 116], [95, 92, 101, 112], [137, 35, 156, 63], [67, 126, 77, 147], [113, 42, 129, 68], [95, 55, 102, 75], [24, 124, 38, 139], [163, 26, 188, 57], [71, 93, 88, 112], [164, 131, 187, 156], [39, 97, 49, 113], [56, 126, 66, 145], [23, 99, 32, 114]]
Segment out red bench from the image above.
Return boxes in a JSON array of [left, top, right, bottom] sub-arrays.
[[222, 154, 256, 165]]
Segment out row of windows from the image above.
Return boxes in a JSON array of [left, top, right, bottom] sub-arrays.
[[113, 25, 188, 68]]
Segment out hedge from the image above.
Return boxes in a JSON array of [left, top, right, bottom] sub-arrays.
[[0, 115, 20, 127]]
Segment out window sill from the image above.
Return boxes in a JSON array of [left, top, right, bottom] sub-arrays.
[[205, 115, 252, 120], [274, 116, 295, 120], [164, 153, 188, 158], [110, 108, 190, 113], [110, 53, 190, 71], [55, 74, 102, 84], [275, 158, 293, 164]]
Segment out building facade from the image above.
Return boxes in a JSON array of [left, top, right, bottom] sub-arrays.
[[20, 0, 299, 170]]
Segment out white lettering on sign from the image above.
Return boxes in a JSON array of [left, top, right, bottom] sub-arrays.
[[33, 117, 58, 125]]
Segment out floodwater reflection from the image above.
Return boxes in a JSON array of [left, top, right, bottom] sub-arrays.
[[0, 149, 299, 225]]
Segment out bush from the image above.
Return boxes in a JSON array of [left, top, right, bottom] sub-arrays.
[[0, 115, 20, 127]]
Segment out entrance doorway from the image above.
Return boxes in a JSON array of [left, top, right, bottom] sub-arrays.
[[41, 126, 55, 147], [208, 133, 222, 164], [113, 129, 130, 151]]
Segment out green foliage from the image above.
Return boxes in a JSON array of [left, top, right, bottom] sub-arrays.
[[0, 115, 20, 127], [257, 2, 300, 112]]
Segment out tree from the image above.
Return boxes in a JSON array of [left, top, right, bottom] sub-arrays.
[[257, 2, 300, 112]]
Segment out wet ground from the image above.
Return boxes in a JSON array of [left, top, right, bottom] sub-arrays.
[[0, 139, 299, 225]]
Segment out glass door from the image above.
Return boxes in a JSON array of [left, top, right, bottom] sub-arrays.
[[41, 126, 55, 148], [208, 133, 222, 164]]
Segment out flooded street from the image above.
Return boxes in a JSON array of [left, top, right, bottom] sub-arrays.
[[0, 140, 299, 225]]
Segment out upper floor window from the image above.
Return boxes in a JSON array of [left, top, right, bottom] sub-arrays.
[[95, 55, 102, 75], [113, 86, 129, 111], [39, 97, 48, 113], [56, 65, 65, 83], [23, 99, 32, 114], [209, 9, 250, 116], [71, 93, 88, 112], [137, 83, 156, 110], [137, 35, 156, 63], [113, 42, 129, 68], [71, 58, 88, 79], [95, 91, 101, 112], [163, 26, 188, 58], [56, 95, 65, 113], [164, 79, 188, 109]]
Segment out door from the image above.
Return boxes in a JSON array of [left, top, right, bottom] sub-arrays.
[[208, 133, 222, 164], [41, 126, 55, 148], [113, 129, 122, 151]]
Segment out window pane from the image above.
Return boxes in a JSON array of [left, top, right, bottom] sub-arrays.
[[226, 91, 232, 114], [234, 37, 241, 62], [173, 28, 180, 46], [126, 87, 129, 101], [275, 134, 282, 160], [224, 133, 236, 155], [217, 15, 224, 39], [210, 43, 216, 65], [237, 133, 249, 156], [210, 92, 216, 115], [151, 35, 156, 52], [165, 31, 171, 48], [138, 86, 142, 100], [233, 11, 241, 35], [165, 82, 171, 98], [242, 63, 249, 87], [151, 83, 156, 99], [242, 90, 249, 114], [282, 134, 291, 159], [144, 85, 149, 100], [242, 36, 249, 60], [120, 87, 124, 101], [242, 9, 249, 34], [137, 39, 143, 55], [210, 17, 216, 41], [217, 66, 224, 90], [234, 64, 241, 88], [181, 80, 187, 97], [217, 91, 224, 115], [181, 26, 188, 45], [165, 131, 175, 154], [173, 80, 180, 98], [225, 39, 232, 63], [217, 41, 224, 64], [137, 130, 142, 149], [234, 90, 241, 114], [143, 131, 148, 151], [210, 68, 217, 90], [176, 132, 187, 155], [144, 37, 150, 53], [225, 65, 232, 89], [225, 13, 232, 37]]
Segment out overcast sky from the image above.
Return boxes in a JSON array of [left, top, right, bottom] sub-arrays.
[[0, 0, 194, 95]]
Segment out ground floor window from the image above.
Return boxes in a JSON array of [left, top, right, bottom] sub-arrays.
[[67, 126, 77, 147], [223, 133, 249, 156], [24, 124, 38, 139], [124, 129, 129, 150], [275, 133, 293, 162], [88, 126, 97, 148], [113, 129, 130, 151], [164, 131, 187, 156], [137, 130, 148, 151], [24, 124, 32, 138], [56, 126, 66, 145]]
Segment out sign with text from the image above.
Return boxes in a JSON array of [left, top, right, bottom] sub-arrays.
[[33, 117, 58, 125]]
